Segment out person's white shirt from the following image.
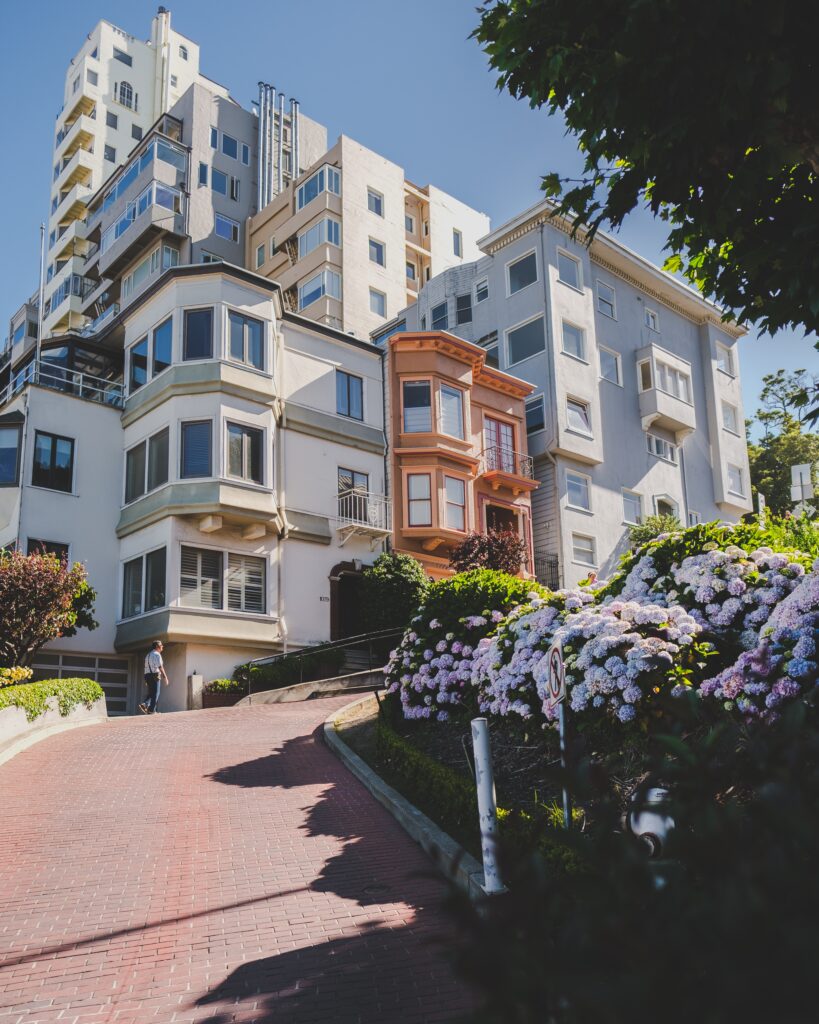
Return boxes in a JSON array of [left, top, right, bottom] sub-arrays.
[[145, 649, 163, 675]]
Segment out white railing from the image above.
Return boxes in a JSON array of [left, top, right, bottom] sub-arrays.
[[337, 489, 392, 532], [481, 445, 534, 479], [79, 303, 120, 337], [0, 361, 124, 411]]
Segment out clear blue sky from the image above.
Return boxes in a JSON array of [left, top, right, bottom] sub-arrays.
[[1, 0, 812, 421]]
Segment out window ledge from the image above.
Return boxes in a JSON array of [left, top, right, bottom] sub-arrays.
[[28, 484, 78, 498], [571, 560, 597, 570], [566, 504, 593, 516], [557, 279, 583, 295], [564, 427, 594, 441], [600, 377, 624, 388], [722, 427, 742, 438], [507, 281, 538, 299], [561, 351, 590, 366], [717, 367, 736, 380]]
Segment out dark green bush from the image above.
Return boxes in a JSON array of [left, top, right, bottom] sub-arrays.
[[0, 677, 104, 722], [420, 569, 548, 632], [204, 677, 248, 695], [362, 552, 430, 633], [236, 647, 347, 692]]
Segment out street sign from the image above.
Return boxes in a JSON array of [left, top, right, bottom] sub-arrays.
[[545, 639, 566, 711], [791, 464, 815, 501]]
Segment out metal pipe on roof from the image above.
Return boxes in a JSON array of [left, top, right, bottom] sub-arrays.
[[290, 98, 300, 182], [256, 82, 265, 210], [268, 86, 276, 205], [276, 92, 285, 195]]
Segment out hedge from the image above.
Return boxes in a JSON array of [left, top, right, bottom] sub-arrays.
[[204, 677, 248, 695], [0, 677, 104, 722]]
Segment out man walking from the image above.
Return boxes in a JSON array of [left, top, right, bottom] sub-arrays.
[[139, 640, 169, 714]]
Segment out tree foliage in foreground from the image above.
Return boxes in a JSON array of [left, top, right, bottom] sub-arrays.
[[0, 551, 97, 667], [474, 0, 819, 343]]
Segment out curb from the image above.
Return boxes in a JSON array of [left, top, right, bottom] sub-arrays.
[[0, 702, 108, 769], [323, 694, 486, 902]]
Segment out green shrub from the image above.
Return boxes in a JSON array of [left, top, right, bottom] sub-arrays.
[[628, 513, 682, 548], [236, 646, 347, 692], [0, 677, 104, 722], [362, 552, 430, 633], [204, 677, 248, 695], [421, 569, 548, 632]]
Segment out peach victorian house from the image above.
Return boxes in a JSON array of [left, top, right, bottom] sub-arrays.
[[387, 331, 538, 579]]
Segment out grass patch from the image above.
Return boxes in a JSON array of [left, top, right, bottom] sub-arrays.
[[0, 678, 104, 722]]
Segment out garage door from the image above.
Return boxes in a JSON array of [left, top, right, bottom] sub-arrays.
[[31, 652, 133, 716]]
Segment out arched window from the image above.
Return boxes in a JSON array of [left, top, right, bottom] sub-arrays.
[[119, 81, 133, 109]]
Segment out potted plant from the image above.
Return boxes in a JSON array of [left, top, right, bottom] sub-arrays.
[[202, 677, 248, 709]]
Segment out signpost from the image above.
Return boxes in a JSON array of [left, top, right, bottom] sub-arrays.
[[545, 639, 571, 829]]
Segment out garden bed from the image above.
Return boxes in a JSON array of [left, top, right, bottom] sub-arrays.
[[0, 678, 107, 763]]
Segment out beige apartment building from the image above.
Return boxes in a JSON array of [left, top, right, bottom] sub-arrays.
[[247, 135, 490, 340]]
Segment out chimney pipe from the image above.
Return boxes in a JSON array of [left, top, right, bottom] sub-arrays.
[[256, 82, 265, 210], [276, 92, 285, 194], [290, 98, 300, 182], [266, 86, 275, 206]]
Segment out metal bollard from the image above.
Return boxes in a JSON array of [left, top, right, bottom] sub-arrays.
[[471, 717, 506, 895]]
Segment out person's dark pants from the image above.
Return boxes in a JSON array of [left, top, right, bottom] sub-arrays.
[[144, 673, 161, 712]]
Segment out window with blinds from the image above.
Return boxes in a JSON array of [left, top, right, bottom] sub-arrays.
[[181, 421, 211, 478], [180, 546, 222, 608], [227, 553, 265, 613], [402, 381, 432, 433]]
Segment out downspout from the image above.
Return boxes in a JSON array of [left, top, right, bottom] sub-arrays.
[[276, 92, 285, 195]]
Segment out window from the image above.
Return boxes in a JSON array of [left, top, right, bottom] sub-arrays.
[[180, 546, 222, 609], [256, 243, 265, 269], [688, 511, 701, 526], [118, 81, 134, 108], [623, 490, 642, 525], [453, 229, 463, 257], [132, 124, 142, 141], [181, 421, 211, 478], [0, 425, 22, 485], [227, 423, 263, 484], [456, 294, 472, 325], [656, 362, 691, 403], [445, 476, 466, 530], [431, 302, 448, 331], [367, 189, 383, 216], [475, 279, 489, 303], [27, 539, 69, 560], [638, 359, 653, 392], [507, 316, 546, 365], [722, 402, 740, 433], [32, 431, 74, 492], [270, 237, 277, 257], [716, 342, 735, 375], [230, 177, 240, 201], [599, 346, 621, 385], [336, 370, 363, 420], [566, 471, 591, 511], [508, 251, 537, 294], [87, 69, 98, 86], [209, 126, 218, 149], [406, 262, 416, 281], [227, 553, 265, 613], [179, 44, 188, 60], [170, 75, 178, 88], [646, 433, 677, 463], [241, 143, 250, 166], [369, 238, 385, 266], [407, 474, 432, 526], [124, 441, 146, 504], [104, 145, 116, 163], [211, 168, 228, 195], [525, 396, 545, 434], [228, 311, 264, 370], [596, 280, 616, 318], [557, 251, 581, 289], [129, 337, 148, 392], [183, 308, 213, 360], [405, 213, 415, 233], [122, 557, 143, 618], [656, 498, 677, 518], [561, 322, 585, 360], [645, 308, 659, 331], [106, 111, 118, 129], [403, 381, 432, 432], [221, 133, 238, 160], [423, 220, 429, 237], [338, 467, 369, 519], [727, 463, 745, 496], [566, 398, 592, 436], [200, 251, 221, 264], [369, 288, 387, 317], [297, 165, 341, 209], [113, 47, 132, 66], [72, 75, 80, 94], [484, 417, 514, 457], [125, 429, 168, 503], [147, 428, 169, 492], [298, 216, 341, 258], [298, 269, 341, 309], [440, 385, 465, 439], [572, 534, 596, 566], [215, 214, 240, 243], [197, 162, 208, 187]]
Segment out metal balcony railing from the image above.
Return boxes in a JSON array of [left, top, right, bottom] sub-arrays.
[[78, 303, 120, 337], [481, 445, 534, 478], [0, 361, 124, 411], [337, 489, 392, 532]]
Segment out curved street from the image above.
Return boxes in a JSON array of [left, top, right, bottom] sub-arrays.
[[0, 698, 472, 1023]]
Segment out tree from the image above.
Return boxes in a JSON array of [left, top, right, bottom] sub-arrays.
[[449, 529, 528, 575], [361, 552, 430, 633], [0, 551, 97, 667], [473, 1, 819, 344], [748, 414, 819, 514], [756, 368, 819, 437]]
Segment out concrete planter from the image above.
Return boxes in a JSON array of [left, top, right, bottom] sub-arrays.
[[0, 695, 108, 767], [202, 691, 246, 708]]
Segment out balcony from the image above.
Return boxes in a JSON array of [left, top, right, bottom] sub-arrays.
[[54, 148, 94, 194], [52, 219, 88, 260], [52, 182, 93, 225], [98, 180, 186, 277], [336, 490, 392, 549], [79, 303, 120, 337], [480, 446, 538, 495], [0, 360, 124, 413], [55, 113, 96, 161], [636, 346, 696, 440]]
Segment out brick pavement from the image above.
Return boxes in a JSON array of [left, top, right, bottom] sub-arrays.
[[0, 699, 475, 1023]]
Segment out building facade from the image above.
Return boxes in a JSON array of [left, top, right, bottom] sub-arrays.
[[386, 331, 537, 579], [248, 135, 490, 340], [378, 201, 752, 587], [0, 263, 390, 714]]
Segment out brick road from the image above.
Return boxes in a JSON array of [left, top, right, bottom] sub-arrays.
[[0, 698, 474, 1023]]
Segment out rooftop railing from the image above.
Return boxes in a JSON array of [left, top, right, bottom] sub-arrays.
[[0, 361, 124, 411]]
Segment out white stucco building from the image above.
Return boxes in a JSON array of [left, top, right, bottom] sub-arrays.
[[376, 200, 753, 588], [0, 262, 389, 713]]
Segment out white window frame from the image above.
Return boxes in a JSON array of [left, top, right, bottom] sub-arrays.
[[653, 494, 680, 518], [560, 320, 586, 362], [367, 188, 384, 217], [722, 401, 740, 434], [453, 228, 463, 257], [646, 433, 678, 464], [524, 395, 545, 435], [716, 342, 735, 377], [656, 361, 692, 404], [596, 279, 616, 319], [369, 288, 387, 318], [255, 243, 265, 269], [368, 237, 386, 267], [505, 313, 546, 368], [598, 345, 622, 385], [565, 470, 592, 512], [688, 510, 701, 526], [215, 213, 240, 244], [443, 475, 467, 532], [298, 269, 342, 310], [727, 463, 745, 497], [556, 247, 582, 292], [622, 489, 642, 526], [565, 397, 593, 438], [474, 278, 489, 303], [644, 307, 660, 332], [571, 533, 597, 568], [404, 213, 415, 233], [505, 248, 538, 297]]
